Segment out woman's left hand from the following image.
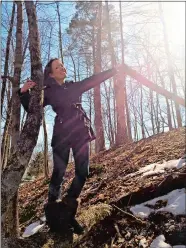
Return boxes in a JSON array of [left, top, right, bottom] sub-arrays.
[[21, 79, 36, 93]]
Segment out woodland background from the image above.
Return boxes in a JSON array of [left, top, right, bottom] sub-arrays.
[[1, 0, 185, 240]]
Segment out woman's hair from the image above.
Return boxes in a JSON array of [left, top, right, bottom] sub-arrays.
[[44, 58, 59, 80]]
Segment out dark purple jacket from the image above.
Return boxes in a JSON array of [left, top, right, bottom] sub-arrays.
[[18, 68, 117, 146]]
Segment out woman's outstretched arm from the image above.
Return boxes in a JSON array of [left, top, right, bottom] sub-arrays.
[[78, 68, 118, 93]]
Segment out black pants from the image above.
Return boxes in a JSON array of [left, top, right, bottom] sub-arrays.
[[48, 137, 89, 201]]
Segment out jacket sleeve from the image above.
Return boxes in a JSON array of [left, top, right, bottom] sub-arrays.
[[17, 89, 31, 112], [17, 88, 48, 112], [78, 68, 117, 94]]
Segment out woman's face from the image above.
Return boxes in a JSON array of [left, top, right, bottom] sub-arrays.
[[50, 59, 67, 83]]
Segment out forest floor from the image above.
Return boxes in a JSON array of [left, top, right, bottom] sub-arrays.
[[5, 127, 186, 247]]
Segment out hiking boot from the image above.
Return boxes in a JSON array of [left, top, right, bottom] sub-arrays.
[[71, 218, 85, 235], [62, 195, 79, 208], [62, 196, 79, 216]]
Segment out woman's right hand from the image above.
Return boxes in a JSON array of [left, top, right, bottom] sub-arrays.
[[21, 79, 36, 93]]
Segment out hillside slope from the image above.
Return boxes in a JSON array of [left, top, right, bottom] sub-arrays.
[[15, 127, 185, 248]]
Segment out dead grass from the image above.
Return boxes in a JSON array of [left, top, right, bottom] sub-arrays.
[[77, 203, 112, 230]]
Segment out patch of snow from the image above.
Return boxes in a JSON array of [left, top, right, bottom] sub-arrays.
[[156, 189, 186, 215], [22, 221, 45, 238], [141, 159, 185, 177], [130, 205, 153, 219], [150, 235, 186, 248], [127, 157, 185, 178], [130, 188, 186, 219], [176, 155, 186, 169], [150, 235, 171, 248]]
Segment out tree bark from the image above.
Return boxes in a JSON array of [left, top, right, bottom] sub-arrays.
[[4, 1, 23, 237], [140, 86, 145, 139], [1, 97, 12, 170], [103, 81, 115, 147], [11, 1, 23, 151], [93, 3, 105, 153], [56, 2, 63, 63], [1, 3, 15, 115], [43, 111, 49, 179], [1, 0, 43, 227], [105, 0, 128, 146], [119, 1, 132, 142]]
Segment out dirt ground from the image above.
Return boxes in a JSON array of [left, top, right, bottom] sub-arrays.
[[8, 127, 185, 247]]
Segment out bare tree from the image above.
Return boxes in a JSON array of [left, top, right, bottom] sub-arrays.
[[43, 110, 49, 179], [158, 2, 182, 127], [93, 2, 105, 153], [1, 0, 43, 233], [119, 1, 132, 141], [4, 1, 24, 237], [102, 81, 115, 146], [56, 1, 63, 63], [1, 3, 15, 115], [105, 0, 128, 146]]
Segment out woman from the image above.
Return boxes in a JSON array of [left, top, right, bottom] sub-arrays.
[[18, 58, 123, 233]]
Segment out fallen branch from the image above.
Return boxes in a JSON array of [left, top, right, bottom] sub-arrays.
[[112, 204, 146, 224]]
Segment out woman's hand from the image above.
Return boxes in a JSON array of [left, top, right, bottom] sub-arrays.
[[21, 79, 36, 93]]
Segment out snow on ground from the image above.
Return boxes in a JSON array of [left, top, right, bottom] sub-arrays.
[[130, 157, 186, 219], [129, 157, 186, 248], [127, 156, 186, 178], [149, 235, 186, 248], [130, 188, 186, 219], [138, 157, 185, 177], [22, 157, 186, 238], [22, 221, 45, 238]]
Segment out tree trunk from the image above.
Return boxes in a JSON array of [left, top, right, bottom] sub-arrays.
[[156, 93, 160, 133], [105, 0, 127, 146], [140, 86, 145, 139], [47, 25, 53, 61], [158, 2, 182, 127], [89, 92, 92, 155], [119, 1, 132, 142], [93, 3, 105, 153], [1, 0, 43, 228], [43, 111, 49, 179], [1, 3, 15, 115], [141, 44, 173, 131], [4, 1, 23, 237], [1, 97, 12, 169], [103, 81, 115, 147], [56, 2, 63, 63], [170, 100, 177, 128], [11, 1, 23, 151]]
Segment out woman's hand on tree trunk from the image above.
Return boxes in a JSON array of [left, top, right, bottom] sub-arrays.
[[21, 79, 36, 93]]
